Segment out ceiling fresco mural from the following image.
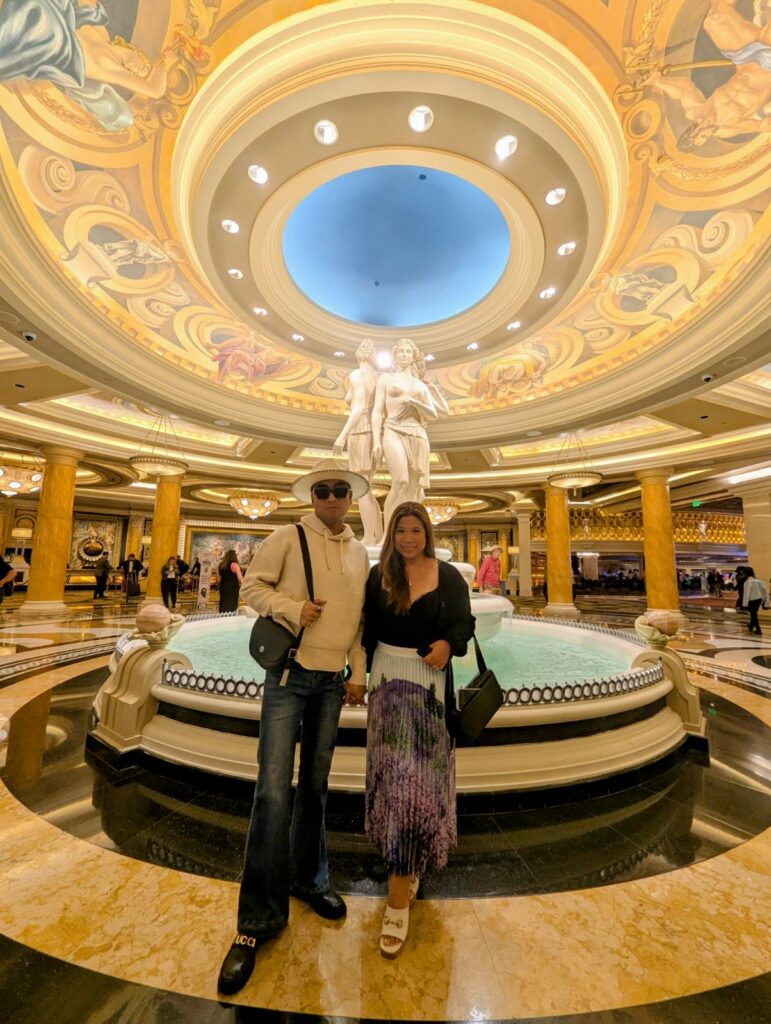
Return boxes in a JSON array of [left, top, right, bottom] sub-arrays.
[[0, 0, 768, 433]]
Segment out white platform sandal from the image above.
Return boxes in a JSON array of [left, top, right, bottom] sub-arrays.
[[380, 904, 409, 959]]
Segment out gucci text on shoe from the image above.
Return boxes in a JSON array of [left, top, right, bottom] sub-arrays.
[[235, 933, 258, 948]]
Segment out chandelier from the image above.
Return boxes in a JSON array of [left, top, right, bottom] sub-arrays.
[[129, 412, 189, 477], [228, 490, 280, 519], [423, 500, 459, 525], [0, 452, 44, 497], [546, 431, 603, 490]]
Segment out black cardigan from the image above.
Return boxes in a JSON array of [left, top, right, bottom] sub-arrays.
[[362, 560, 475, 669]]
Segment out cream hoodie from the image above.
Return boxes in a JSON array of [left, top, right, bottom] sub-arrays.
[[240, 513, 369, 685]]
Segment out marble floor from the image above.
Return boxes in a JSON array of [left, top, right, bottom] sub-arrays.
[[0, 596, 769, 1022]]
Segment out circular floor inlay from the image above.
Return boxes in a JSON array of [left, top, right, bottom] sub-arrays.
[[281, 165, 510, 327]]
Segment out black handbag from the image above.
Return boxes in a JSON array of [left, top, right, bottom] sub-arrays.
[[445, 636, 503, 744], [249, 525, 314, 684]]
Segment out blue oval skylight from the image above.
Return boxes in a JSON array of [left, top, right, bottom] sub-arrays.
[[282, 165, 510, 327]]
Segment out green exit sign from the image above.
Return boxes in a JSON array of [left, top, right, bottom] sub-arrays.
[[692, 500, 701, 507]]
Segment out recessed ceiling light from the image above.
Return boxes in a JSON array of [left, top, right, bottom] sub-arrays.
[[227, 268, 243, 279], [408, 105, 434, 132], [247, 164, 269, 185], [467, 342, 479, 351], [334, 351, 345, 358], [375, 351, 392, 369], [539, 286, 557, 299], [221, 219, 240, 233], [253, 306, 268, 316], [424, 354, 435, 362], [292, 333, 304, 342], [545, 188, 567, 206], [314, 119, 338, 145], [214, 419, 230, 426], [526, 430, 542, 437], [557, 241, 576, 256], [495, 134, 518, 160], [506, 321, 521, 331]]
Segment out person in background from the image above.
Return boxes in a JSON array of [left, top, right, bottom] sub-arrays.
[[93, 553, 111, 600], [477, 544, 504, 596], [742, 568, 770, 636], [218, 549, 243, 612], [190, 557, 201, 578], [176, 554, 190, 576], [160, 556, 180, 609], [363, 501, 474, 958], [0, 554, 17, 608], [120, 552, 143, 599], [735, 565, 750, 614]]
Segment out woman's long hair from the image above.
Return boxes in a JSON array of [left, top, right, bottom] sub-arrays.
[[378, 502, 436, 615], [219, 549, 238, 573]]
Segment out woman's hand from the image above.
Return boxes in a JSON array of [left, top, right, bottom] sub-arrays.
[[421, 640, 451, 670]]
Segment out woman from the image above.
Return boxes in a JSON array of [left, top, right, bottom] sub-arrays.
[[218, 549, 243, 612], [363, 502, 474, 958], [160, 556, 179, 610], [742, 568, 770, 636]]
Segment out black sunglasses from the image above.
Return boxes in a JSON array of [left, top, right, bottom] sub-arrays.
[[312, 483, 351, 500]]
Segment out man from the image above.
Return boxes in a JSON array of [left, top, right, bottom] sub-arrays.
[[477, 544, 505, 596], [120, 552, 144, 599], [218, 459, 370, 996], [0, 554, 17, 608], [92, 553, 111, 600]]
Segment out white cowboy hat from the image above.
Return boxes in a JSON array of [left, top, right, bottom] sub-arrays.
[[292, 458, 370, 504]]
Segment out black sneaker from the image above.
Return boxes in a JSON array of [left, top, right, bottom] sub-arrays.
[[217, 933, 263, 995], [292, 888, 347, 920]]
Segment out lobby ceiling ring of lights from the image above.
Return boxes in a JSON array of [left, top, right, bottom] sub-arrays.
[[249, 147, 544, 355], [174, 0, 628, 367]]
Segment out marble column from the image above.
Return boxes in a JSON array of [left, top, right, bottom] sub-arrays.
[[738, 487, 771, 605], [498, 528, 511, 580], [636, 467, 683, 623], [0, 503, 10, 554], [543, 485, 579, 617], [516, 512, 533, 597], [124, 514, 145, 561], [23, 446, 85, 616], [145, 473, 184, 603], [467, 529, 480, 573]]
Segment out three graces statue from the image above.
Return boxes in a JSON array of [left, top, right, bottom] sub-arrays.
[[333, 338, 448, 546]]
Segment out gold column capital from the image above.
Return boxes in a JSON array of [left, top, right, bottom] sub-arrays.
[[542, 483, 569, 498], [40, 445, 86, 468], [635, 467, 674, 486]]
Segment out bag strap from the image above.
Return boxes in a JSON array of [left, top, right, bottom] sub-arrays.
[[279, 525, 314, 685], [472, 635, 487, 674], [296, 524, 314, 602]]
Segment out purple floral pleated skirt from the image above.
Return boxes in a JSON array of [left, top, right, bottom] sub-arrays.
[[365, 643, 457, 876]]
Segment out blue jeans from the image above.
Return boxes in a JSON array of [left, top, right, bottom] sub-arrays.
[[237, 664, 345, 938]]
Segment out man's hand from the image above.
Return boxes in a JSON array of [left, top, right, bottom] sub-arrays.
[[421, 639, 451, 670], [300, 598, 327, 628], [343, 682, 366, 706]]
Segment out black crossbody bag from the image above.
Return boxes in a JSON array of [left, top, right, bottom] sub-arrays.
[[445, 635, 503, 744], [249, 524, 314, 686]]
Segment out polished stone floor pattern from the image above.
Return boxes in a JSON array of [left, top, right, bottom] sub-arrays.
[[0, 597, 769, 1022]]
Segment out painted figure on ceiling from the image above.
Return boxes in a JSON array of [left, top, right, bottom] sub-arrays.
[[333, 338, 384, 547], [98, 238, 169, 268], [0, 0, 179, 131], [648, 0, 771, 147], [212, 333, 291, 384], [468, 340, 551, 400], [371, 337, 446, 534]]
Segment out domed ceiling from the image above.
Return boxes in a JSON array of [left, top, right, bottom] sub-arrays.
[[0, 0, 769, 449]]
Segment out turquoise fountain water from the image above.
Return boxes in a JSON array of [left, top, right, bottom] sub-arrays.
[[170, 618, 632, 690]]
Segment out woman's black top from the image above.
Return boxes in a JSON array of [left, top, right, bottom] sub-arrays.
[[363, 560, 475, 669]]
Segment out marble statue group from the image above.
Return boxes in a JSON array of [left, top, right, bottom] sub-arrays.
[[333, 338, 448, 546]]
